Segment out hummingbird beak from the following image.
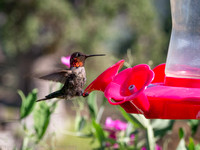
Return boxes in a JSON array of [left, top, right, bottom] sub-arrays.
[[85, 54, 106, 58]]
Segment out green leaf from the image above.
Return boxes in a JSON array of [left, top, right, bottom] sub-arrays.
[[188, 137, 195, 150], [92, 120, 106, 148], [33, 102, 51, 141], [188, 120, 199, 135], [179, 128, 184, 139], [195, 144, 200, 150], [119, 107, 145, 128], [152, 119, 174, 137], [87, 92, 98, 119], [18, 89, 37, 119], [75, 115, 86, 132], [106, 138, 116, 145]]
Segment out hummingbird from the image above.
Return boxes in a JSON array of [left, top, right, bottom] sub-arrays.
[[36, 52, 105, 102]]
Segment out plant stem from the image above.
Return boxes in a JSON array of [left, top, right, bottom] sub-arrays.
[[146, 122, 155, 150], [21, 137, 30, 150], [96, 105, 104, 124]]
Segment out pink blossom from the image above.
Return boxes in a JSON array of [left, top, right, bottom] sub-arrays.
[[141, 144, 162, 150], [61, 56, 70, 68], [105, 117, 115, 129], [104, 117, 127, 144], [156, 144, 162, 150], [130, 134, 135, 140], [108, 130, 117, 140], [129, 134, 135, 145], [113, 143, 119, 149], [105, 117, 128, 131], [141, 147, 147, 150], [104, 117, 137, 148], [114, 120, 128, 131]]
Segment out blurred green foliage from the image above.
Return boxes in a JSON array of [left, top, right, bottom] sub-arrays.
[[0, 0, 171, 105], [87, 92, 98, 120], [18, 88, 37, 119], [33, 100, 57, 142], [0, 0, 169, 65], [18, 89, 58, 149]]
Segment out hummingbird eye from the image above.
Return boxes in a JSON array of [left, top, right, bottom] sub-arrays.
[[76, 53, 81, 57]]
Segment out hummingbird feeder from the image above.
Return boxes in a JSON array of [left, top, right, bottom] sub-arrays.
[[84, 0, 200, 119]]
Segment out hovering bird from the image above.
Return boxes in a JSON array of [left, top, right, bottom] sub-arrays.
[[37, 52, 105, 102]]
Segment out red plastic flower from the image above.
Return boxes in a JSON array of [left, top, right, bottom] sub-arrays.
[[84, 60, 125, 95], [83, 60, 154, 113], [104, 64, 154, 113]]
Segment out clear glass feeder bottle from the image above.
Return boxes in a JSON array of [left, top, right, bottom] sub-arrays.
[[165, 0, 200, 79]]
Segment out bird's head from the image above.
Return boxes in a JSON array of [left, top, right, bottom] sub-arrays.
[[70, 52, 105, 68]]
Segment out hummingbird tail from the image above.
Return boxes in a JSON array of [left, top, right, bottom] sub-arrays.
[[36, 90, 63, 102]]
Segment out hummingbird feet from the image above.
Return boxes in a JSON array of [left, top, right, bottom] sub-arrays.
[[75, 90, 89, 97], [82, 91, 89, 97]]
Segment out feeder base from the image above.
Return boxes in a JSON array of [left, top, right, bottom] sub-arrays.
[[126, 84, 200, 119]]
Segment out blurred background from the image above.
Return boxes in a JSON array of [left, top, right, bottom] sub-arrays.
[[0, 0, 171, 108], [0, 0, 176, 149]]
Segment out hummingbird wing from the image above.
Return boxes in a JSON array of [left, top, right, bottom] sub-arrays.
[[39, 69, 72, 84]]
